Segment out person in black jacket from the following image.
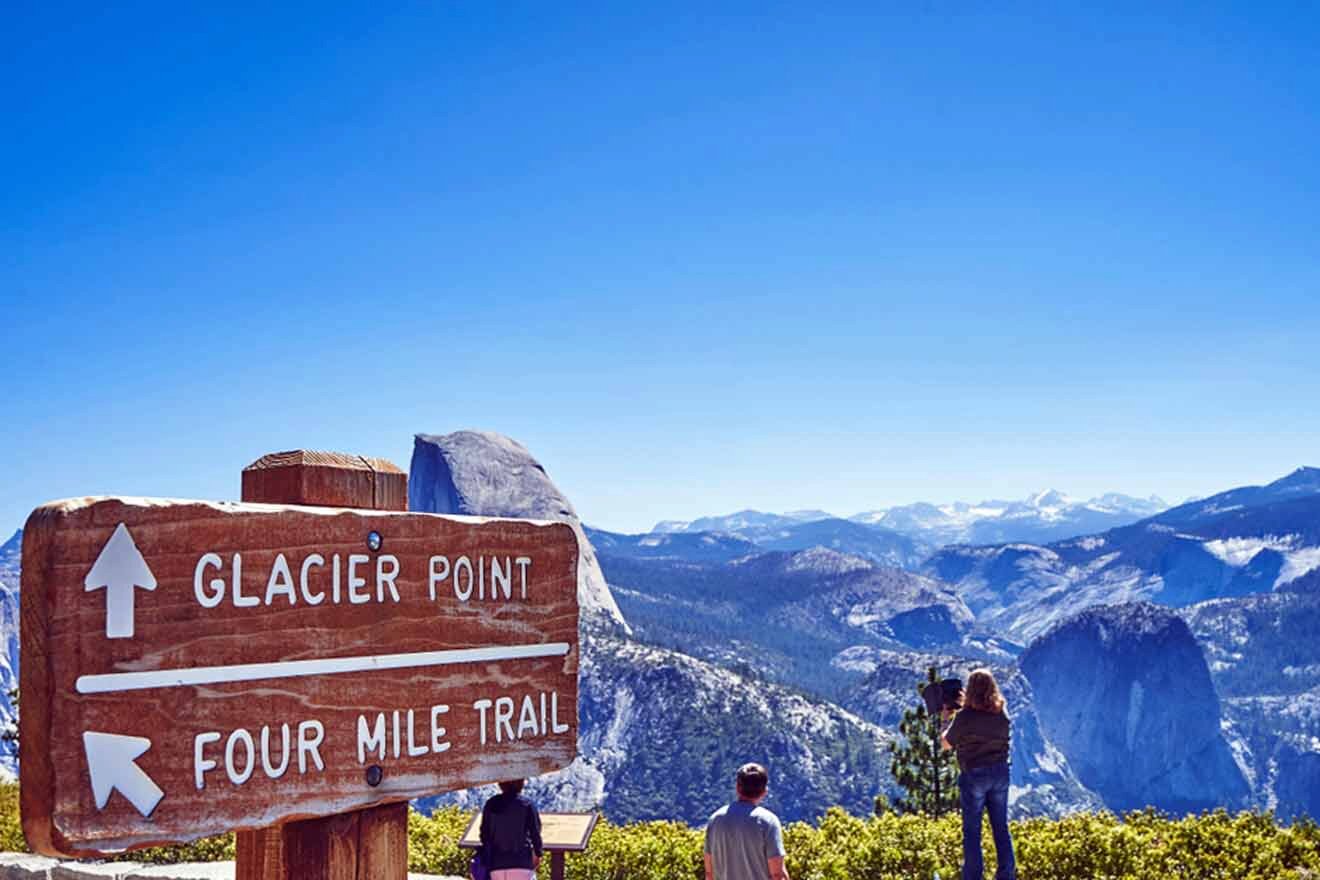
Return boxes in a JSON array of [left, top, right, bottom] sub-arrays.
[[478, 779, 543, 880]]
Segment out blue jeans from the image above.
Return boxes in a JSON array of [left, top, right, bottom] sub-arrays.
[[959, 762, 1016, 880]]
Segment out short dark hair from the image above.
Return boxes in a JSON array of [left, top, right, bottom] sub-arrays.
[[736, 763, 768, 799], [499, 779, 525, 795]]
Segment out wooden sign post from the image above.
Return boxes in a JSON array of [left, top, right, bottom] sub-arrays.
[[20, 451, 580, 880], [236, 451, 408, 880]]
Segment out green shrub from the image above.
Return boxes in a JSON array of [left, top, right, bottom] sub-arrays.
[[0, 783, 24, 853], [560, 818, 703, 880], [1, 782, 1318, 879], [407, 806, 474, 876], [110, 833, 236, 865]]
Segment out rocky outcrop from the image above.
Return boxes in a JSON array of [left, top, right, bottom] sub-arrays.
[[1020, 602, 1249, 813], [576, 636, 891, 822], [410, 431, 628, 634]]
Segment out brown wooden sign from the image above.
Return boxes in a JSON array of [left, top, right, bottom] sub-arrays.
[[20, 496, 579, 857]]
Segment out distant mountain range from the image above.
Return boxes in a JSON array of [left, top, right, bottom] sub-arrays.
[[853, 490, 1168, 547], [644, 490, 1168, 557], [591, 518, 924, 570], [926, 468, 1320, 641], [583, 528, 758, 564], [600, 464, 1320, 820], [652, 509, 834, 536], [5, 439, 1319, 821]]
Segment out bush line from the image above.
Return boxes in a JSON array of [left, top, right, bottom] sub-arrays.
[[3, 785, 1318, 878]]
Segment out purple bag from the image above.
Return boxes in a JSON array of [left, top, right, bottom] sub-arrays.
[[470, 851, 490, 880]]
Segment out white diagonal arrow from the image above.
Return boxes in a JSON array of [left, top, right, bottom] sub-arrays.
[[83, 731, 165, 817], [84, 523, 156, 639]]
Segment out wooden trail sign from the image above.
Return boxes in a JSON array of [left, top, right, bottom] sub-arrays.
[[20, 493, 580, 857]]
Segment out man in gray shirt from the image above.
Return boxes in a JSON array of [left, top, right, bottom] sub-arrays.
[[704, 763, 790, 880]]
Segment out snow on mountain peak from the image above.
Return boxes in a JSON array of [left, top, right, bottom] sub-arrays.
[[667, 489, 1170, 549], [1027, 489, 1072, 509]]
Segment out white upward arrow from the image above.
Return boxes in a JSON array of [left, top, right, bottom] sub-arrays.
[[84, 523, 156, 639], [83, 731, 165, 817]]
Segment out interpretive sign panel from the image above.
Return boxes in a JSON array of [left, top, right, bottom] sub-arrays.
[[459, 811, 598, 852], [20, 496, 579, 857]]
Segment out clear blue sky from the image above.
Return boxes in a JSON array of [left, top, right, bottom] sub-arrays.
[[4, 3, 1318, 534]]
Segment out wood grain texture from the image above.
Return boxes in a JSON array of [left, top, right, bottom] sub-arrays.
[[235, 822, 289, 879], [236, 449, 407, 880], [19, 521, 59, 857], [240, 452, 407, 512], [354, 802, 408, 879], [280, 804, 407, 879], [20, 496, 579, 857]]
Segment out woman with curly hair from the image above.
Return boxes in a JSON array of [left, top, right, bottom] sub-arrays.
[[942, 668, 1017, 880]]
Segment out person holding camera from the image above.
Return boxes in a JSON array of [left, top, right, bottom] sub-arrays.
[[941, 668, 1017, 880]]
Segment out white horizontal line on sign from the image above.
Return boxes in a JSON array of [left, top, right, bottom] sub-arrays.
[[75, 642, 573, 694]]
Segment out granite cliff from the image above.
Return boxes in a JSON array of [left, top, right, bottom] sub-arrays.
[[1019, 602, 1250, 813]]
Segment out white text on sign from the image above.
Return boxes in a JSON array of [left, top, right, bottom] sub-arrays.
[[191, 691, 570, 790], [191, 552, 537, 608]]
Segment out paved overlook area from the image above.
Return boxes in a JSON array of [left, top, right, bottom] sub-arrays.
[[0, 856, 460, 879]]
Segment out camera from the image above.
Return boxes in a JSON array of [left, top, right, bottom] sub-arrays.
[[921, 677, 964, 716]]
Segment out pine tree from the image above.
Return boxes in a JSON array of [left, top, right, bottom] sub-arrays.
[[887, 666, 960, 816]]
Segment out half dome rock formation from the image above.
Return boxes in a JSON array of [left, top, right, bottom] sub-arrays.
[[1020, 601, 1249, 813], [410, 431, 628, 634]]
